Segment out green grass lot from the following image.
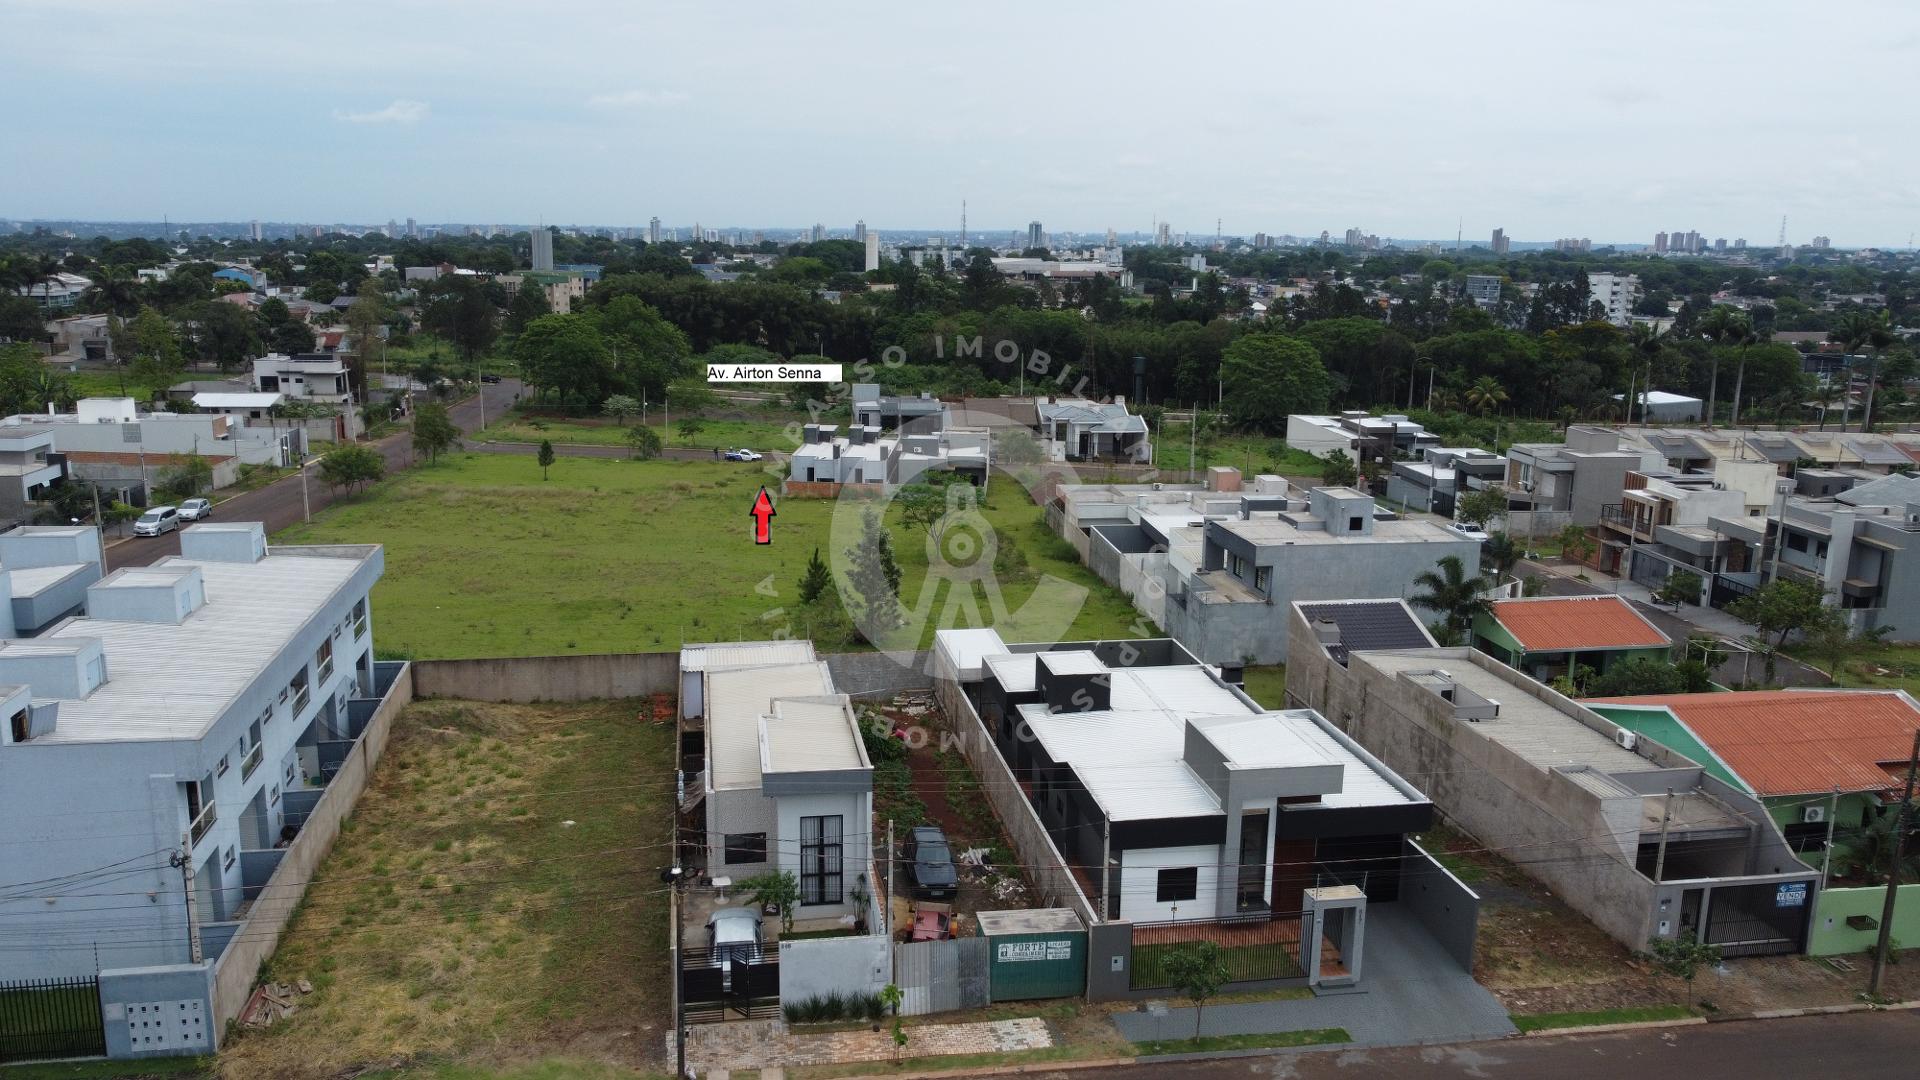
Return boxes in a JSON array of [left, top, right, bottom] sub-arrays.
[[1508, 1004, 1695, 1032], [477, 414, 805, 454], [1132, 1027, 1350, 1056], [0, 983, 109, 1063], [274, 452, 1145, 659], [1153, 424, 1328, 480], [216, 699, 673, 1080], [1131, 940, 1305, 989], [1784, 641, 1920, 696], [0, 1059, 209, 1080], [1239, 665, 1288, 709]]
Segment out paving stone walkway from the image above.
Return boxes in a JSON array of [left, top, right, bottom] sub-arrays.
[[675, 1016, 1052, 1073]]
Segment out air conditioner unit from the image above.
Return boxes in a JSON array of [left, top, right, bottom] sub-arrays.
[[1614, 729, 1638, 751], [1803, 805, 1827, 824]]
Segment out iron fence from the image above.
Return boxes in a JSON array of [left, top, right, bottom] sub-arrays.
[[0, 975, 105, 1064]]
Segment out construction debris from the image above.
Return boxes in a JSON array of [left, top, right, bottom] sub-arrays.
[[240, 978, 314, 1028]]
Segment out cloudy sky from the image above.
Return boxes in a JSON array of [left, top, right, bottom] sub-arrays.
[[4, 0, 1915, 246]]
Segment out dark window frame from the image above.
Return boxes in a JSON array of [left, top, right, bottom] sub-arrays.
[[799, 814, 844, 905], [1155, 866, 1199, 904], [722, 832, 767, 865]]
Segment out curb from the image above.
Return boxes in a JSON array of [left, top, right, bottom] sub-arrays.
[[1519, 997, 1920, 1037], [846, 1055, 1134, 1080]]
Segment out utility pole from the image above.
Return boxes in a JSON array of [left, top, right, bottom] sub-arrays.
[[175, 833, 202, 964], [299, 451, 311, 522], [886, 817, 897, 988], [1653, 789, 1675, 883], [1819, 788, 1840, 886], [1868, 728, 1920, 997], [1188, 403, 1197, 484]]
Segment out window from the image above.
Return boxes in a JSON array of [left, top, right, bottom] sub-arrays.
[[8, 709, 27, 744], [352, 598, 368, 638], [1348, 516, 1364, 531], [1227, 553, 1245, 578], [799, 815, 844, 905], [723, 833, 767, 864], [315, 638, 334, 684], [1155, 867, 1198, 903], [215, 753, 230, 777], [1253, 566, 1271, 594], [223, 847, 236, 872], [289, 669, 311, 715], [1786, 532, 1809, 553]]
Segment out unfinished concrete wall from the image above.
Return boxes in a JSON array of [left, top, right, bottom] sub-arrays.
[[779, 933, 891, 1003], [1399, 839, 1481, 971], [824, 650, 933, 698], [411, 652, 678, 702]]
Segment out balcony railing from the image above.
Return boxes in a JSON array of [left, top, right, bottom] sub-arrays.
[[291, 687, 312, 717], [354, 615, 368, 639], [189, 800, 218, 845], [317, 660, 334, 686], [240, 741, 264, 781]]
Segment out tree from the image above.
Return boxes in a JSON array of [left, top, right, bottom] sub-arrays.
[[1655, 569, 1703, 609], [515, 313, 614, 403], [1464, 375, 1509, 415], [1829, 810, 1920, 884], [343, 280, 388, 403], [423, 276, 499, 362], [1586, 656, 1689, 697], [879, 984, 907, 1060], [156, 453, 213, 500], [1558, 523, 1597, 567], [844, 506, 903, 641], [1696, 306, 1752, 425], [1455, 487, 1509, 531], [623, 423, 662, 460], [1161, 940, 1230, 1039], [1800, 617, 1881, 685], [506, 278, 551, 332], [797, 546, 832, 604], [1647, 933, 1721, 1006], [318, 444, 385, 493], [102, 500, 140, 537], [1218, 332, 1333, 433], [411, 401, 459, 463], [599, 297, 693, 400], [676, 416, 705, 445], [118, 306, 184, 388], [1829, 310, 1896, 431], [537, 438, 555, 480], [1318, 451, 1358, 487], [1411, 554, 1493, 637], [737, 870, 799, 934], [1483, 532, 1521, 578], [185, 299, 262, 371], [602, 394, 641, 426], [271, 319, 317, 355], [1727, 579, 1841, 684]]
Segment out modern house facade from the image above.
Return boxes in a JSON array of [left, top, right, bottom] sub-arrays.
[[1762, 472, 1920, 636], [1286, 625, 1821, 956], [1286, 413, 1441, 466], [678, 642, 874, 925], [1035, 398, 1151, 464], [1384, 447, 1507, 518], [1504, 426, 1653, 527], [785, 423, 988, 495], [0, 522, 385, 979], [850, 383, 946, 432], [0, 424, 68, 523]]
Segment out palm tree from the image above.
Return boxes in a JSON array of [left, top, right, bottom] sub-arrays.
[[1829, 811, 1920, 885], [1411, 554, 1494, 637], [1483, 531, 1521, 579], [84, 265, 139, 318], [1811, 382, 1844, 429], [1465, 376, 1508, 415], [1696, 306, 1751, 427], [1828, 311, 1895, 432]]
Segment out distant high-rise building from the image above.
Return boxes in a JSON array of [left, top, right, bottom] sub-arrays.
[[248, 219, 262, 242], [1809, 235, 1832, 249], [1734, 238, 1747, 249], [1714, 237, 1727, 252], [1588, 272, 1640, 327], [810, 223, 825, 243], [406, 217, 417, 238], [387, 219, 398, 238], [1105, 227, 1117, 247], [1155, 222, 1171, 246], [1654, 231, 1668, 253], [648, 217, 662, 244], [1552, 237, 1591, 253], [853, 220, 867, 243], [530, 226, 555, 271], [864, 232, 881, 273], [1491, 227, 1509, 255], [1465, 274, 1503, 310], [1027, 221, 1043, 250]]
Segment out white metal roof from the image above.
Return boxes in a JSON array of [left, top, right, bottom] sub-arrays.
[[7, 563, 91, 599], [1271, 712, 1417, 809], [30, 550, 372, 743], [192, 392, 284, 409], [706, 661, 834, 790], [1113, 667, 1256, 716], [984, 653, 1037, 693], [1038, 650, 1105, 676], [1188, 713, 1334, 770], [934, 627, 1009, 682], [760, 695, 870, 775], [1017, 706, 1221, 821], [680, 640, 816, 672]]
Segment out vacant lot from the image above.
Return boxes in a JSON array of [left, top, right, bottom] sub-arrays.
[[478, 413, 806, 455], [216, 699, 674, 1080], [275, 453, 1144, 659]]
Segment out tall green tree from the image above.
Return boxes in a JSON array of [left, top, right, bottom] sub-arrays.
[[797, 547, 832, 604], [1727, 578, 1841, 684], [844, 506, 903, 642], [116, 306, 184, 388], [1410, 554, 1493, 638], [186, 299, 262, 371], [514, 314, 614, 403], [411, 401, 459, 463], [537, 438, 555, 480], [1217, 332, 1332, 432]]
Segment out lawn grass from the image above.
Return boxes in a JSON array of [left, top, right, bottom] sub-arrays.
[[0, 1059, 209, 1080], [214, 699, 674, 1080], [0, 983, 107, 1061], [1130, 940, 1304, 989], [1132, 1027, 1350, 1056], [1783, 641, 1920, 696], [477, 414, 804, 454], [1153, 425, 1316, 480], [273, 452, 1145, 659], [1508, 1004, 1695, 1032], [1239, 665, 1287, 709]]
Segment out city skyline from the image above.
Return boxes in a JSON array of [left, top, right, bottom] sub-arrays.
[[2, 1, 1916, 247]]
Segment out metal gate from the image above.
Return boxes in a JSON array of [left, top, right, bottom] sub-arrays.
[[894, 938, 989, 1016], [680, 945, 780, 1023], [1704, 882, 1811, 958], [0, 975, 106, 1063]]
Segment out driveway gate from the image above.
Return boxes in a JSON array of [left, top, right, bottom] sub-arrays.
[[0, 975, 105, 1063], [680, 945, 779, 1023], [1703, 882, 1811, 958]]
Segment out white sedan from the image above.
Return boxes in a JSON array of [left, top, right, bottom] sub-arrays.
[[723, 448, 763, 462]]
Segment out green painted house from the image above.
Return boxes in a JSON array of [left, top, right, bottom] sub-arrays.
[[1474, 595, 1672, 682]]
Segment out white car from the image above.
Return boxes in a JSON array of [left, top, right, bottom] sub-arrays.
[[705, 906, 764, 991], [1447, 522, 1491, 543], [178, 497, 213, 521], [133, 506, 180, 536], [723, 448, 763, 462]]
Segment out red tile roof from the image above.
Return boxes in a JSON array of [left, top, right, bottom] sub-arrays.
[[1590, 690, 1920, 797], [1490, 596, 1671, 653]]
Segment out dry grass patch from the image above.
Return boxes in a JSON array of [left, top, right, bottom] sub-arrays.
[[217, 699, 674, 1079]]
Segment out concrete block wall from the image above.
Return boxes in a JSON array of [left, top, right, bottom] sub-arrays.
[[778, 933, 890, 1004], [99, 964, 215, 1059], [1399, 839, 1481, 971], [411, 652, 678, 703]]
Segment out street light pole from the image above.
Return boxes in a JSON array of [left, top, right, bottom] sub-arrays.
[[1867, 728, 1920, 998]]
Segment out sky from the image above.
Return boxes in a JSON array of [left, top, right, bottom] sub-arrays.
[[3, 0, 1917, 247]]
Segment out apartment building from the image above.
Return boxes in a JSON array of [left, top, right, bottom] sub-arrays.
[[1504, 426, 1655, 527], [1588, 273, 1639, 326], [0, 522, 385, 979]]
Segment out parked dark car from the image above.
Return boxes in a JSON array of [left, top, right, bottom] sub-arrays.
[[480, 373, 503, 384], [905, 825, 958, 900]]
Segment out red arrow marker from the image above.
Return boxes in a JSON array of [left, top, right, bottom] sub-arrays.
[[749, 487, 776, 545]]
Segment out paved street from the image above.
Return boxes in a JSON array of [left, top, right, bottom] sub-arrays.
[[991, 1011, 1920, 1079], [105, 379, 523, 571]]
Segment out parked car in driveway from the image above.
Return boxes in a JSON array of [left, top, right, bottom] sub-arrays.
[[705, 906, 764, 991], [178, 497, 213, 521], [723, 448, 763, 462], [133, 506, 180, 537], [905, 825, 958, 900], [480, 373, 502, 384]]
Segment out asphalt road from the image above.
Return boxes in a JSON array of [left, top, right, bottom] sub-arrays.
[[105, 379, 524, 572], [983, 1011, 1920, 1080]]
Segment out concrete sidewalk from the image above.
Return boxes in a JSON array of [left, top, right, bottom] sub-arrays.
[[1113, 906, 1517, 1049], [676, 1016, 1051, 1074]]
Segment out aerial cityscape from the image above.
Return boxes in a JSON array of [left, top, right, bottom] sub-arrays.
[[1, 3, 1918, 1080]]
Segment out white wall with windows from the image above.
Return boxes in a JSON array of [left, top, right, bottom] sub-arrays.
[[1116, 842, 1222, 923], [774, 790, 872, 919]]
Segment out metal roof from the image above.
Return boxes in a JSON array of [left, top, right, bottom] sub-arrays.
[[679, 640, 816, 672], [1490, 596, 1671, 653], [705, 661, 833, 790], [760, 695, 870, 775], [934, 628, 1011, 682], [30, 550, 372, 744], [1016, 706, 1221, 821], [192, 392, 284, 409], [1588, 690, 1920, 798]]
